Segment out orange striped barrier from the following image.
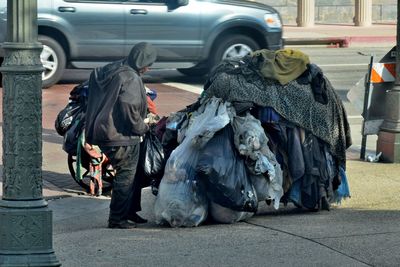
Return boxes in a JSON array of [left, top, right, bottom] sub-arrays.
[[370, 63, 396, 83]]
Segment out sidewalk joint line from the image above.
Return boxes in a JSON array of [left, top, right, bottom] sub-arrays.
[[245, 221, 373, 266], [312, 230, 400, 240]]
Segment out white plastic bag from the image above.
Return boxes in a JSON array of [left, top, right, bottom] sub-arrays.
[[232, 112, 283, 209], [249, 173, 283, 209], [178, 97, 234, 147], [209, 202, 254, 224], [154, 97, 233, 227], [154, 177, 208, 227]]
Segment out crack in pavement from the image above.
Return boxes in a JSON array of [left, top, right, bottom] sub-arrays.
[[245, 221, 373, 267]]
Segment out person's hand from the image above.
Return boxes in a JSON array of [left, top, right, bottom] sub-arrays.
[[145, 113, 160, 125]]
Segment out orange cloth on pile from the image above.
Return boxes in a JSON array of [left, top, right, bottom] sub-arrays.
[[147, 95, 157, 114]]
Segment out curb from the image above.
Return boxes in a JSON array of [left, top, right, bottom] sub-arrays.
[[284, 36, 396, 48], [284, 37, 348, 47], [346, 36, 396, 46]]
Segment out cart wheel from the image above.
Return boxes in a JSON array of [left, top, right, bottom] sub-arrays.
[[67, 154, 114, 195]]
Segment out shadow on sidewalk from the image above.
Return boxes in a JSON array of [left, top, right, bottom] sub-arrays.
[[43, 170, 84, 194]]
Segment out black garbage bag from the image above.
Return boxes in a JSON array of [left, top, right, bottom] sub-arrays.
[[139, 129, 166, 191], [140, 130, 166, 177], [62, 112, 85, 155], [55, 81, 89, 136], [55, 101, 82, 136], [197, 125, 258, 212]]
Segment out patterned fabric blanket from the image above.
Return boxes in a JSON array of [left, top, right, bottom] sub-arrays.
[[203, 58, 352, 165]]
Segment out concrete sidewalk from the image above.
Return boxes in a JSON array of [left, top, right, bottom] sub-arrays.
[[50, 165, 400, 267], [46, 138, 400, 267], [2, 82, 400, 266]]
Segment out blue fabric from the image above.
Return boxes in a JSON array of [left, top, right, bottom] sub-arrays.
[[333, 166, 351, 203], [288, 180, 301, 207], [257, 107, 280, 123], [147, 89, 157, 100], [287, 127, 304, 181]]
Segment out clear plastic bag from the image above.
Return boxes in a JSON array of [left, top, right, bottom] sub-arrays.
[[249, 171, 283, 210], [209, 202, 254, 224], [178, 97, 233, 147], [154, 97, 232, 227], [249, 174, 270, 202], [154, 175, 208, 227], [232, 112, 283, 209], [197, 125, 258, 212], [232, 112, 275, 175]]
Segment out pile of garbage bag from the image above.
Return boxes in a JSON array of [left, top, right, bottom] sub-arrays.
[[154, 49, 351, 227]]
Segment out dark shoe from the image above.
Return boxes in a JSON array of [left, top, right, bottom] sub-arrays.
[[128, 213, 148, 224], [108, 220, 137, 229]]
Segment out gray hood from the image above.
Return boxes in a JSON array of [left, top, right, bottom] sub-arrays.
[[126, 42, 157, 71], [92, 42, 157, 90]]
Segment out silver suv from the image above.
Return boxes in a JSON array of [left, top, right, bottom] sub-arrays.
[[0, 0, 283, 88]]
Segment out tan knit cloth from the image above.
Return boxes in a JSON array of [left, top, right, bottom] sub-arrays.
[[252, 49, 310, 85]]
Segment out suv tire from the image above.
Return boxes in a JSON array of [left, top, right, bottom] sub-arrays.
[[39, 35, 66, 88], [178, 34, 260, 77], [211, 34, 259, 67]]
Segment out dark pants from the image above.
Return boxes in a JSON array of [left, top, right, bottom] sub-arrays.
[[101, 144, 142, 223]]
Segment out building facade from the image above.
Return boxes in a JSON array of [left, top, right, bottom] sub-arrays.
[[260, 0, 396, 25]]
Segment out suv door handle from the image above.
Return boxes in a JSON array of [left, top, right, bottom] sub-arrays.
[[130, 9, 148, 15], [58, 7, 76, 12]]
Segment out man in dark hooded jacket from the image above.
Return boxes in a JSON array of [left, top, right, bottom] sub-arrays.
[[85, 42, 157, 229]]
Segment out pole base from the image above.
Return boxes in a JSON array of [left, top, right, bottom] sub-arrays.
[[0, 252, 60, 267], [376, 130, 400, 163], [0, 204, 61, 267]]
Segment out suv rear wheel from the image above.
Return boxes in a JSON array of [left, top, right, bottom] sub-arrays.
[[212, 34, 259, 66], [178, 34, 259, 77], [39, 35, 66, 88]]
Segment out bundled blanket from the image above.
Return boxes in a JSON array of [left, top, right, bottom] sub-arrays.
[[204, 55, 352, 166]]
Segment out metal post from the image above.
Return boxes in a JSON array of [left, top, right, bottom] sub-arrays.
[[0, 0, 60, 266], [376, 0, 400, 163], [360, 55, 374, 160]]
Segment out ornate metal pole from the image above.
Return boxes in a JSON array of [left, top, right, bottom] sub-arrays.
[[376, 0, 400, 163], [0, 0, 60, 266]]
